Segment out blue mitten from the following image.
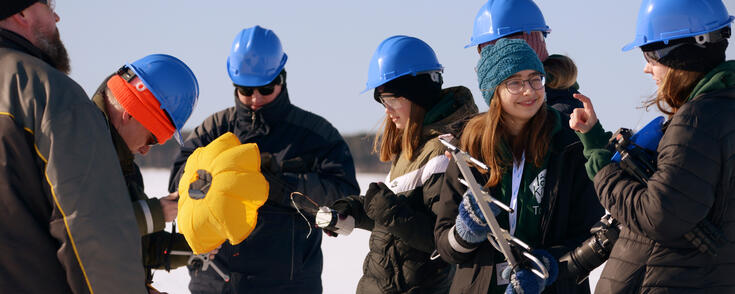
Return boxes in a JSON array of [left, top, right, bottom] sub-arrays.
[[504, 249, 559, 294], [454, 189, 500, 244]]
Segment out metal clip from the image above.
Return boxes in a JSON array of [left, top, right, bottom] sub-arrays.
[[169, 250, 230, 282], [116, 65, 137, 82]]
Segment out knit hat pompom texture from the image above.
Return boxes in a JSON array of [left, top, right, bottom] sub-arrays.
[[477, 39, 545, 105]]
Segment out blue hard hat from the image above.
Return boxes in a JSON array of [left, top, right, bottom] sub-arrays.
[[128, 54, 199, 144], [363, 35, 443, 93], [227, 25, 288, 87], [622, 0, 734, 51], [611, 116, 664, 162], [466, 0, 551, 48]]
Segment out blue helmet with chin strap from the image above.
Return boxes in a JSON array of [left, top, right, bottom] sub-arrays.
[[363, 35, 443, 93], [227, 25, 288, 87], [466, 0, 551, 48], [622, 0, 734, 51]]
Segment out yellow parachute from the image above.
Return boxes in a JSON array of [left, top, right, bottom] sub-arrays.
[[177, 132, 268, 254]]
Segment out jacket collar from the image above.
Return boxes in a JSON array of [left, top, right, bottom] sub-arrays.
[[0, 28, 55, 68], [91, 84, 136, 170], [234, 84, 292, 124], [688, 60, 735, 102]]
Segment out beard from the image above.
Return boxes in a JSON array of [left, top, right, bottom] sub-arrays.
[[34, 27, 71, 74]]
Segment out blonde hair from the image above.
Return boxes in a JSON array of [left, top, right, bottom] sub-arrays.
[[543, 54, 578, 89], [103, 87, 125, 112], [373, 102, 427, 162], [459, 90, 552, 188]]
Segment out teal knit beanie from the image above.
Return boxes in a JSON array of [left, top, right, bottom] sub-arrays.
[[477, 39, 545, 105]]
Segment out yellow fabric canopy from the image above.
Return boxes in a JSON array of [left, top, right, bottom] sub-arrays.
[[177, 132, 268, 254]]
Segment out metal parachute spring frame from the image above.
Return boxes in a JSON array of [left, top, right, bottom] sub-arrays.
[[290, 191, 318, 239], [168, 250, 231, 282], [438, 135, 549, 280]]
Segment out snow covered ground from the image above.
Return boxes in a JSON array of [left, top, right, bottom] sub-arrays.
[[143, 169, 602, 293]]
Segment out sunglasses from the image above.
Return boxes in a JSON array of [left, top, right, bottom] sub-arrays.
[[235, 76, 282, 96]]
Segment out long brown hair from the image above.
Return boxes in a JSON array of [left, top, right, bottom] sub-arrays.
[[460, 90, 552, 188], [373, 102, 427, 162], [644, 66, 705, 116]]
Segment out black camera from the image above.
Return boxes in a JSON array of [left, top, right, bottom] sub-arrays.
[[559, 214, 620, 283], [558, 128, 642, 283], [560, 124, 726, 283], [609, 128, 657, 184]]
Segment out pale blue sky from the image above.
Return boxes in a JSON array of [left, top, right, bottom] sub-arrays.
[[56, 0, 735, 136]]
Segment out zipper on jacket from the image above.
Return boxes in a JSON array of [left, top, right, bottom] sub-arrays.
[[251, 111, 256, 129], [540, 147, 566, 243], [290, 215, 295, 280]]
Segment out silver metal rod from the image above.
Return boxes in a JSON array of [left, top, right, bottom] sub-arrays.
[[452, 149, 519, 267], [440, 137, 548, 279]]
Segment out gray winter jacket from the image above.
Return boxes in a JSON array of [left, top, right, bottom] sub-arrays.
[[0, 29, 145, 293]]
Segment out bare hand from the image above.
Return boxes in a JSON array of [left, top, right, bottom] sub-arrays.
[[569, 93, 598, 133], [207, 245, 221, 260], [162, 191, 179, 201], [160, 192, 179, 222]]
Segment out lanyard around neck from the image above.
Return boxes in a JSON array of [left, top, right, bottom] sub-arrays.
[[509, 152, 525, 236]]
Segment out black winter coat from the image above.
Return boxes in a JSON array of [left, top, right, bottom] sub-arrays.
[[546, 86, 582, 116], [593, 87, 735, 293], [168, 87, 359, 293], [434, 112, 604, 294]]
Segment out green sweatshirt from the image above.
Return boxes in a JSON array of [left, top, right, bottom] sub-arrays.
[[489, 108, 561, 294]]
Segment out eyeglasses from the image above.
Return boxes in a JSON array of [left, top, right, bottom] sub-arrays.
[[377, 94, 406, 110], [235, 76, 282, 96], [500, 75, 545, 94], [38, 0, 55, 11]]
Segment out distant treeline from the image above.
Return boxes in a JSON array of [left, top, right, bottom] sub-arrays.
[[136, 131, 391, 174]]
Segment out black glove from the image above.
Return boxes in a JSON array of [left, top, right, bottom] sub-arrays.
[[260, 152, 282, 175], [364, 182, 397, 225], [260, 153, 291, 205], [330, 196, 375, 231], [332, 198, 355, 217], [281, 155, 315, 173]]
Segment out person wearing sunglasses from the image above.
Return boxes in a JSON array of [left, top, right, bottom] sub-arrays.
[[569, 0, 735, 292], [467, 0, 583, 116], [0, 1, 148, 293], [320, 35, 478, 293], [434, 39, 603, 294], [90, 54, 199, 294], [168, 25, 359, 294]]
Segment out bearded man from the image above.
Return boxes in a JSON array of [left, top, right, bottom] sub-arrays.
[[0, 1, 146, 293]]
